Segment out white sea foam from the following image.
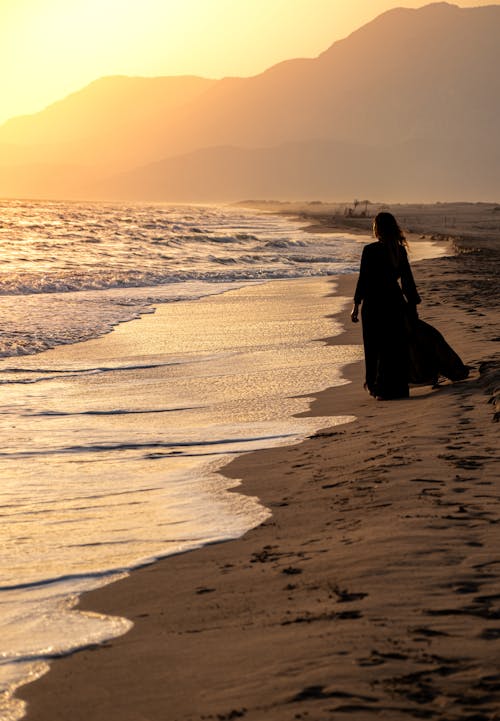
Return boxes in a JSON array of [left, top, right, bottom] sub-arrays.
[[0, 273, 361, 720], [0, 201, 363, 358], [0, 201, 451, 719], [0, 201, 361, 295]]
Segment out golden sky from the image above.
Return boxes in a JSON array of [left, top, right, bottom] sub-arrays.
[[0, 0, 494, 125]]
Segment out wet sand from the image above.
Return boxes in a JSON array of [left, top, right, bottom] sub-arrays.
[[19, 218, 500, 720]]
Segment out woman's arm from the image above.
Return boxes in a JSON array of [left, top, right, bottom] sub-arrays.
[[351, 245, 371, 323], [353, 246, 368, 306], [400, 247, 421, 305]]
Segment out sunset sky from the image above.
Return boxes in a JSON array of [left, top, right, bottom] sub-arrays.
[[0, 0, 494, 125]]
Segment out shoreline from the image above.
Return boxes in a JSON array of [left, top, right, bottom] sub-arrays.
[[235, 199, 500, 252], [19, 224, 500, 719]]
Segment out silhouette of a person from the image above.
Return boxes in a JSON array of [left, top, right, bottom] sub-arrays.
[[351, 212, 420, 400]]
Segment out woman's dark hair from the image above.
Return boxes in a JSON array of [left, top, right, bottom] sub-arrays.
[[373, 212, 407, 267]]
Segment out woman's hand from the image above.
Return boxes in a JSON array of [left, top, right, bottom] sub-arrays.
[[351, 303, 359, 323], [406, 303, 419, 324]]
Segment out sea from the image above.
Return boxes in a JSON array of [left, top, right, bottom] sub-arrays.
[[0, 199, 369, 719]]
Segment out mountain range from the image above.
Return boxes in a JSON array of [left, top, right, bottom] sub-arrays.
[[1, 2, 499, 202]]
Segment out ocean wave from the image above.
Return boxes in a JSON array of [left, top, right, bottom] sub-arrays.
[[0, 433, 296, 460], [0, 264, 353, 296], [0, 200, 362, 297], [0, 361, 186, 384], [0, 280, 253, 358], [0, 201, 363, 359], [23, 406, 198, 417]]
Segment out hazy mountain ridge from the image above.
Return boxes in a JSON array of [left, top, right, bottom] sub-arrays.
[[1, 2, 499, 201], [0, 76, 217, 170], [104, 136, 499, 202]]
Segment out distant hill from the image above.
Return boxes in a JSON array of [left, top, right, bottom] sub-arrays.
[[104, 137, 499, 203], [1, 2, 499, 202], [0, 76, 216, 171]]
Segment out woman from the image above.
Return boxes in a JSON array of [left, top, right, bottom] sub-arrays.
[[351, 212, 420, 400]]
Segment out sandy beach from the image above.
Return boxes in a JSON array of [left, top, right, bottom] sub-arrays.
[[19, 209, 500, 721]]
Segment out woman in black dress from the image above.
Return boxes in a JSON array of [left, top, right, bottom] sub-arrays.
[[351, 212, 420, 400]]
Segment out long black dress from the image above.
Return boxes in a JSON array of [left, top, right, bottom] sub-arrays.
[[354, 241, 420, 399]]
